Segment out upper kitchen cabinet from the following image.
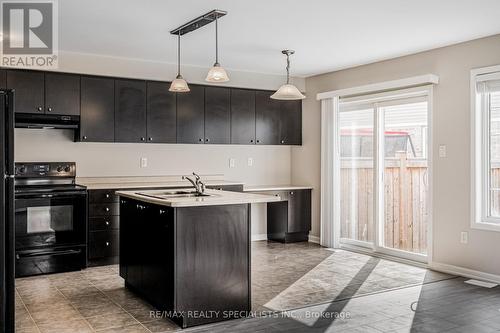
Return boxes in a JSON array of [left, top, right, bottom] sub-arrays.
[[6, 70, 44, 114], [279, 100, 302, 145], [0, 69, 6, 89], [115, 79, 147, 143], [45, 73, 80, 116], [230, 89, 255, 144], [204, 86, 230, 144], [255, 90, 280, 145], [80, 76, 115, 142], [177, 85, 204, 144], [146, 81, 176, 143]]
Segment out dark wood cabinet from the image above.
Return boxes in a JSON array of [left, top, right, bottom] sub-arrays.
[[146, 81, 176, 143], [230, 89, 255, 144], [6, 70, 44, 114], [80, 76, 115, 142], [88, 189, 120, 266], [204, 86, 230, 144], [0, 69, 6, 89], [177, 85, 204, 144], [45, 73, 80, 115], [265, 189, 311, 242], [255, 90, 281, 145], [279, 100, 302, 145], [5, 68, 302, 146], [115, 79, 147, 143]]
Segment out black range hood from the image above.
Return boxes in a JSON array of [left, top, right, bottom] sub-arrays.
[[15, 113, 79, 129]]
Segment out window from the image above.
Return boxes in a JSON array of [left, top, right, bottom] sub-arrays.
[[472, 66, 500, 231]]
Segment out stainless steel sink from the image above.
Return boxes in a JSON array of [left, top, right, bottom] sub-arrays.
[[136, 190, 212, 200]]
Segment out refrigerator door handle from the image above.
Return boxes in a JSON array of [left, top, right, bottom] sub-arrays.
[[5, 91, 14, 175]]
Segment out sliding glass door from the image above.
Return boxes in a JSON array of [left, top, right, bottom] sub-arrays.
[[337, 88, 431, 262]]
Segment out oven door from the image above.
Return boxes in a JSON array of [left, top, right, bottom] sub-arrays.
[[15, 191, 87, 250]]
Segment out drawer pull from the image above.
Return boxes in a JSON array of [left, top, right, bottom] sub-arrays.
[[159, 209, 166, 214], [105, 242, 110, 246], [105, 194, 110, 198], [105, 207, 110, 212], [137, 204, 145, 210], [290, 191, 294, 195], [105, 221, 110, 226]]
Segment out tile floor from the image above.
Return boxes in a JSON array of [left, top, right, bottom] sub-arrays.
[[15, 241, 494, 333]]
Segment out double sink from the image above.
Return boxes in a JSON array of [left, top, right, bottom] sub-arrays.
[[136, 189, 214, 200]]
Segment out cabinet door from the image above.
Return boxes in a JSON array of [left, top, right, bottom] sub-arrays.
[[255, 90, 280, 145], [0, 69, 6, 89], [287, 190, 311, 233], [80, 76, 115, 142], [115, 79, 147, 143], [146, 81, 176, 143], [176, 85, 204, 144], [6, 70, 44, 114], [204, 86, 230, 144], [45, 72, 80, 116], [230, 89, 255, 144], [279, 100, 302, 145]]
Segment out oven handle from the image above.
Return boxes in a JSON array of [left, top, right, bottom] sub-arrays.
[[15, 191, 87, 199], [16, 249, 82, 259]]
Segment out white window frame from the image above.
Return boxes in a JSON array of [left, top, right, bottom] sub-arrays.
[[471, 65, 500, 232]]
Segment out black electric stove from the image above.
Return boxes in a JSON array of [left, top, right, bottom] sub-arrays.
[[14, 162, 88, 277]]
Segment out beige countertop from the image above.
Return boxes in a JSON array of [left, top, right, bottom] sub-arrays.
[[115, 188, 281, 207], [243, 185, 313, 192]]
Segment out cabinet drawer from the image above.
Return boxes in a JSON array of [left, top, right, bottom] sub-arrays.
[[89, 203, 119, 217], [89, 189, 119, 203], [89, 216, 119, 231], [89, 230, 119, 259]]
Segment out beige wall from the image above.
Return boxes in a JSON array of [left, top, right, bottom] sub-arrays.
[[14, 52, 304, 237], [293, 34, 500, 276]]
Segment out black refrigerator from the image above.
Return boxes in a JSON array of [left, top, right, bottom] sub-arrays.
[[0, 89, 15, 333]]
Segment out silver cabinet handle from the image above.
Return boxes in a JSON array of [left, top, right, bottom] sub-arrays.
[[148, 137, 153, 141], [105, 221, 110, 226], [137, 204, 145, 210], [37, 106, 42, 112], [105, 194, 110, 198], [199, 138, 203, 142], [47, 107, 52, 112], [205, 138, 210, 142], [141, 137, 145, 141], [82, 136, 87, 140], [105, 241, 110, 246], [159, 209, 166, 214], [290, 191, 294, 195], [105, 207, 110, 212]]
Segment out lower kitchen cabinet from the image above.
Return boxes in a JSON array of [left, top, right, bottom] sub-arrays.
[[87, 189, 120, 266], [266, 189, 311, 242]]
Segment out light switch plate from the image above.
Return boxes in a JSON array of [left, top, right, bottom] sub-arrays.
[[229, 158, 235, 168], [140, 157, 148, 168], [439, 145, 447, 158], [247, 157, 253, 167], [460, 231, 468, 244]]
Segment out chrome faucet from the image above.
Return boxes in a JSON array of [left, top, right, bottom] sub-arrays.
[[182, 172, 205, 194]]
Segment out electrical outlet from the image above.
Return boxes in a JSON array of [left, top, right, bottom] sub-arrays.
[[247, 157, 253, 167], [229, 158, 236, 168], [140, 157, 148, 168], [460, 231, 468, 244], [439, 145, 447, 158]]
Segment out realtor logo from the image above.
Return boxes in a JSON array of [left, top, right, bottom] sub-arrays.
[[1, 1, 58, 68]]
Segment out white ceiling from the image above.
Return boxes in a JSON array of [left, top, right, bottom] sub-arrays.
[[60, 0, 500, 77]]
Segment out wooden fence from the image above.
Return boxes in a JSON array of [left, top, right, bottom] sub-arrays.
[[340, 153, 428, 254]]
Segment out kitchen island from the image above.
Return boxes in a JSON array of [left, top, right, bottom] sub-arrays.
[[116, 188, 280, 328]]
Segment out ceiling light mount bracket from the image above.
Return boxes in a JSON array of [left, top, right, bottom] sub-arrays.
[[170, 9, 227, 36]]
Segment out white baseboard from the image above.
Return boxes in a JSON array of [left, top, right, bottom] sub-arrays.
[[430, 261, 500, 284], [251, 234, 268, 241], [308, 235, 320, 244]]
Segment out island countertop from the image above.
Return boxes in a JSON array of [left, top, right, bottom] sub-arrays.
[[116, 188, 281, 207]]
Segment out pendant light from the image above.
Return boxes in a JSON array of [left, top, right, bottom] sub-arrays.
[[169, 32, 190, 92], [271, 50, 305, 100], [205, 13, 229, 82]]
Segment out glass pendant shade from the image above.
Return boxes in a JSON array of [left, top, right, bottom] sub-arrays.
[[169, 74, 190, 92], [271, 83, 305, 100], [206, 63, 229, 82]]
